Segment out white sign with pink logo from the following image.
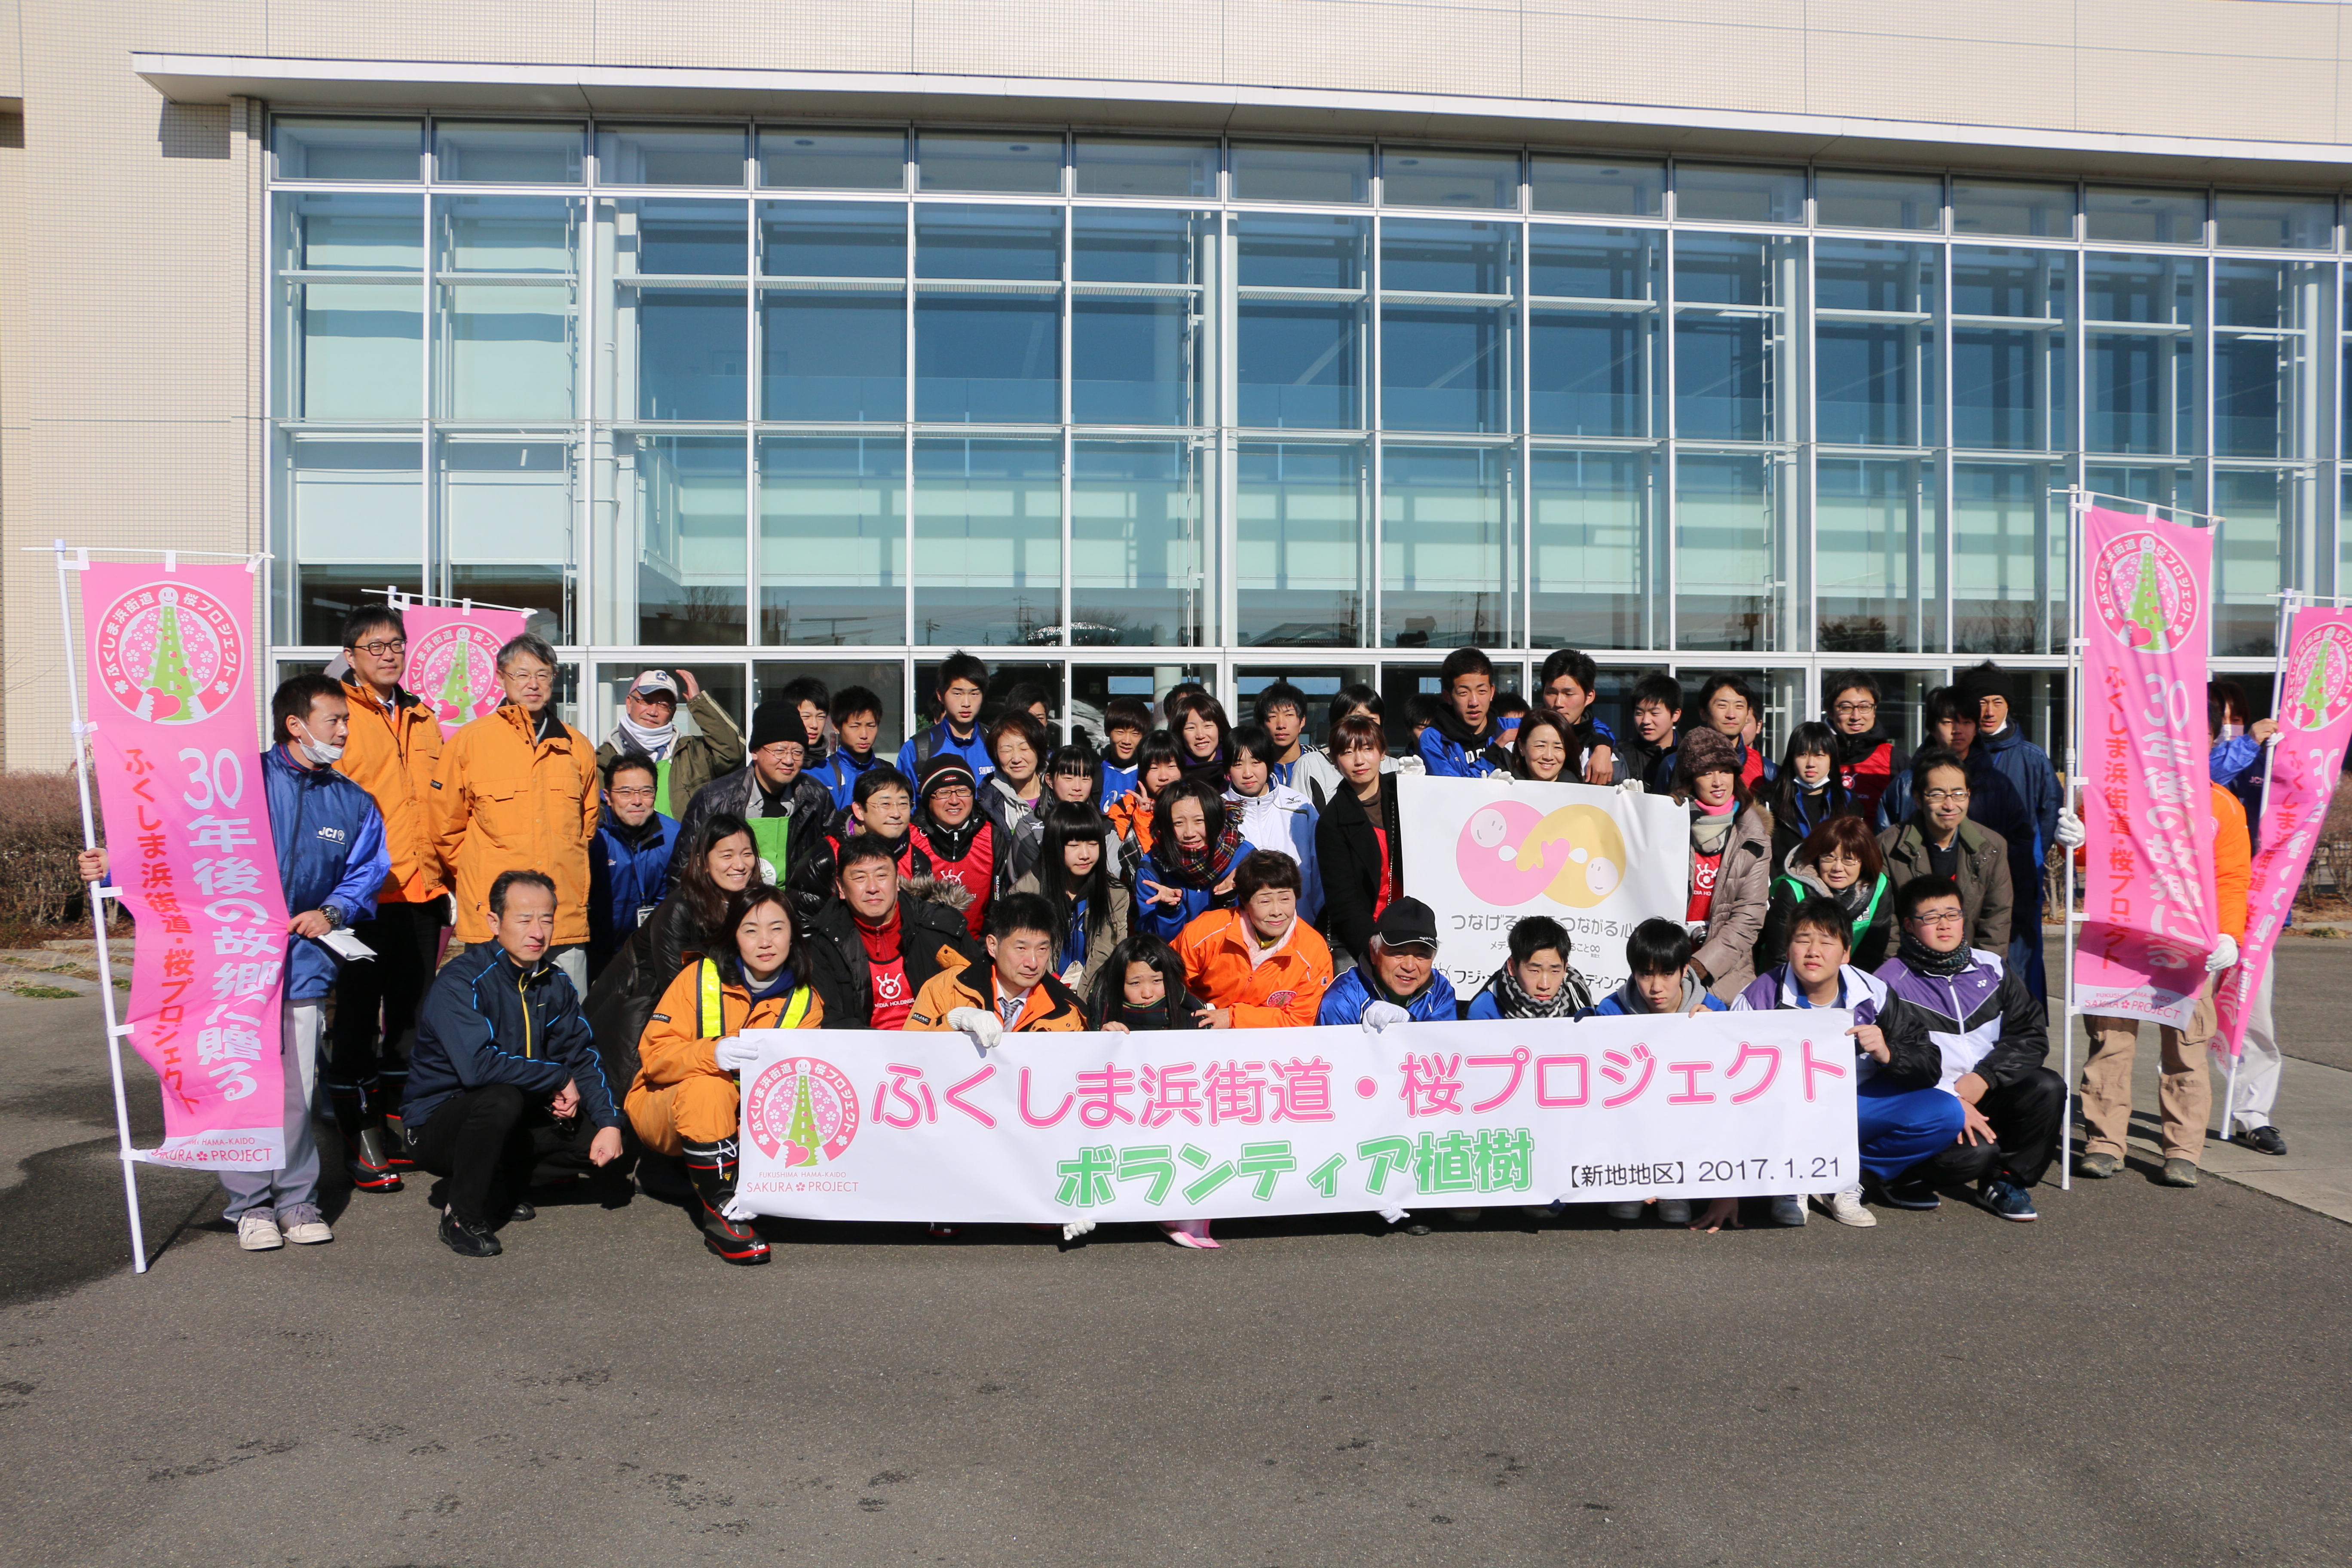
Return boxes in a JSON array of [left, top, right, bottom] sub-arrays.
[[1397, 776, 1692, 1002]]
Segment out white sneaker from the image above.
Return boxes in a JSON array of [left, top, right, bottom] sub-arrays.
[[1767, 1194, 1807, 1227], [237, 1213, 284, 1251], [280, 1204, 334, 1245], [1655, 1199, 1692, 1225], [1603, 1200, 1643, 1220], [1817, 1185, 1877, 1228]]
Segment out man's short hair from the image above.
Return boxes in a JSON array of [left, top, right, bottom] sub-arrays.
[[271, 674, 345, 744], [834, 832, 903, 878], [340, 604, 405, 649], [1252, 680, 1308, 724], [1697, 672, 1757, 717], [1632, 672, 1684, 714], [1507, 915, 1571, 968], [1229, 722, 1277, 766], [1103, 695, 1153, 735], [1326, 683, 1383, 736], [496, 631, 557, 674], [1896, 874, 1966, 922], [1624, 917, 1693, 977], [1232, 848, 1303, 903], [1923, 686, 1972, 726], [987, 890, 1057, 943], [1439, 646, 1495, 688], [851, 763, 913, 808], [1909, 745, 1967, 796], [937, 651, 989, 695], [603, 753, 658, 790], [1001, 681, 1053, 719], [1538, 647, 1599, 698], [1494, 692, 1529, 721], [830, 684, 882, 726], [1787, 895, 1853, 949], [778, 676, 830, 716], [489, 868, 557, 916], [1825, 670, 1880, 708]]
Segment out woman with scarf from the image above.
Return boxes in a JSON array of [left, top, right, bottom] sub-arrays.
[[1168, 689, 1234, 778], [1135, 776, 1248, 941], [1011, 802, 1132, 997], [1466, 914, 1592, 1019], [1672, 728, 1774, 1001], [1768, 721, 1856, 871], [1755, 812, 1896, 974]]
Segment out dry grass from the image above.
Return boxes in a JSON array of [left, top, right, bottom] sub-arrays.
[[0, 771, 104, 946]]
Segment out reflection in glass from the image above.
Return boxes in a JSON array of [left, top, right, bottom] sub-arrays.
[[1071, 441, 1210, 646], [1073, 210, 1210, 426], [1530, 155, 1663, 217], [637, 291, 747, 420], [2213, 259, 2323, 459], [916, 205, 1062, 280], [1675, 453, 1781, 652], [435, 122, 583, 184], [610, 435, 744, 644], [1230, 142, 1371, 204], [759, 436, 905, 645], [758, 128, 907, 190], [1236, 442, 1366, 646], [596, 126, 747, 187], [2086, 187, 2205, 245], [437, 196, 579, 420], [1816, 171, 1941, 231], [1814, 241, 1939, 447], [276, 118, 422, 181], [1530, 448, 1654, 649], [760, 292, 903, 421], [917, 132, 1063, 195], [1673, 235, 1795, 442], [2213, 469, 2297, 656], [1381, 147, 1519, 210], [1816, 457, 1938, 653], [1951, 248, 2071, 452], [916, 294, 1060, 423], [1382, 445, 1511, 648], [760, 201, 905, 277], [1381, 224, 1515, 432], [629, 199, 748, 275], [1529, 227, 1658, 438], [1675, 164, 1804, 224], [443, 438, 576, 642], [2214, 192, 2335, 251], [912, 438, 1062, 646], [1238, 215, 1367, 429], [282, 435, 422, 643], [1952, 462, 2058, 655], [2086, 253, 2202, 456], [1075, 138, 1217, 199], [1953, 178, 2073, 239]]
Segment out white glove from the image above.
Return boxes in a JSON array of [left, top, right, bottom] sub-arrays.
[[1061, 1220, 1096, 1242], [1361, 1000, 1412, 1032], [713, 1037, 762, 1073], [1615, 779, 1645, 796], [2054, 807, 2086, 849], [1378, 1205, 1409, 1225], [2205, 934, 2240, 974], [945, 1006, 1004, 1050]]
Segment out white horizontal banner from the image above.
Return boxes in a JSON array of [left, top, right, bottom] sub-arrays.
[[732, 1012, 1861, 1224]]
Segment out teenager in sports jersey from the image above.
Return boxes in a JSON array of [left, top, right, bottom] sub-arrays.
[[910, 756, 998, 939], [807, 833, 981, 1032], [895, 652, 995, 782], [628, 884, 824, 1265]]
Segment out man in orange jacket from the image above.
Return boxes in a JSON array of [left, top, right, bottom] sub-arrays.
[[429, 633, 600, 992], [2079, 698, 2252, 1188], [327, 605, 449, 1190], [907, 891, 1089, 1041], [1176, 851, 1334, 1028]]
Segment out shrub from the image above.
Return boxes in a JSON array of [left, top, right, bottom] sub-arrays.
[[0, 771, 101, 939]]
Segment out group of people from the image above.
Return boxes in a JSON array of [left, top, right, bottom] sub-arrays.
[[80, 613, 2298, 1265]]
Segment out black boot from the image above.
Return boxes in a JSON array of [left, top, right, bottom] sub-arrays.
[[327, 1081, 403, 1193], [681, 1139, 769, 1265], [380, 1053, 416, 1170]]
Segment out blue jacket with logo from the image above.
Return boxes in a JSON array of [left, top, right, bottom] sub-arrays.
[[262, 745, 390, 1002], [895, 720, 994, 785], [587, 811, 680, 972], [405, 941, 619, 1132], [817, 747, 887, 813], [1317, 962, 1459, 1026]]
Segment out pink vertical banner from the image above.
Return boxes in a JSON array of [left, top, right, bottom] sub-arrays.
[[81, 564, 292, 1169], [401, 603, 528, 738], [2216, 607, 2352, 1054], [2071, 508, 2219, 1028]]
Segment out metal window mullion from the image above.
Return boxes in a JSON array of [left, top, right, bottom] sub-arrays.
[[742, 194, 757, 656], [1939, 237, 1955, 657], [903, 198, 917, 653], [1061, 198, 1074, 656], [1662, 228, 1678, 653], [1519, 214, 1534, 651], [1369, 211, 1383, 650]]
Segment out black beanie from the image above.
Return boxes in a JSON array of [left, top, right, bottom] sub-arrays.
[[749, 697, 811, 752], [918, 754, 978, 802], [1959, 663, 2017, 707]]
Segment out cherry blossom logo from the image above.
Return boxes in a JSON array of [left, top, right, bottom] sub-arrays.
[[92, 581, 245, 725], [407, 621, 505, 731], [2089, 529, 2200, 654], [2281, 620, 2352, 731], [1455, 800, 1627, 909], [744, 1055, 860, 1167]]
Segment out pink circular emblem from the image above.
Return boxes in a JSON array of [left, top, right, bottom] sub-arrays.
[[743, 1055, 861, 1167], [92, 581, 246, 725]]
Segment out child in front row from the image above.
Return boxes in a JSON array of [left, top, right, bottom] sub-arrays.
[[1581, 918, 1729, 1227], [1090, 931, 1216, 1249]]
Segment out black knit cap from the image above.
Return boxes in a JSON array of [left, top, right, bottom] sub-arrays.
[[749, 697, 812, 752], [917, 754, 979, 802]]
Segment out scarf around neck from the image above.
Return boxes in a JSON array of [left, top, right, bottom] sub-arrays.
[[1163, 817, 1246, 889], [1487, 962, 1589, 1019], [1897, 927, 1973, 978], [1690, 796, 1737, 857], [612, 710, 677, 758]]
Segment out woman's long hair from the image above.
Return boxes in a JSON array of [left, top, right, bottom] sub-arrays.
[[1167, 689, 1234, 774], [716, 884, 796, 986], [1036, 802, 1116, 947], [1510, 709, 1584, 782], [1772, 720, 1852, 836], [1087, 929, 1191, 1027], [674, 812, 760, 934]]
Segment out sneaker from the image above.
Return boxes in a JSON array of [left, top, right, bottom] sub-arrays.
[[438, 1209, 502, 1258], [1654, 1199, 1691, 1225], [2076, 1151, 2120, 1179], [1978, 1179, 2039, 1222], [2234, 1125, 2288, 1157], [1877, 1177, 1942, 1211], [1519, 1204, 1558, 1219], [1817, 1185, 1877, 1228], [1767, 1194, 1807, 1227], [279, 1204, 334, 1245], [505, 1199, 536, 1223], [236, 1213, 284, 1251], [1603, 1200, 1643, 1220], [2158, 1158, 2199, 1188], [1399, 1219, 1433, 1236]]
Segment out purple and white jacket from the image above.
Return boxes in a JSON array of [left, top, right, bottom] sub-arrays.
[[1874, 948, 2048, 1095], [1730, 963, 1940, 1087]]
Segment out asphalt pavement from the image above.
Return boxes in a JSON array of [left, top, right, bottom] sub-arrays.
[[3, 954, 2349, 1568]]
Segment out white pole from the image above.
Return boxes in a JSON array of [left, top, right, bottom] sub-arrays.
[[54, 541, 148, 1274], [2220, 591, 2300, 1142], [2060, 489, 2086, 1193]]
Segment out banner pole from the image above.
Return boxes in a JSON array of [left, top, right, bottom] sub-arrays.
[[2060, 489, 2086, 1193], [2220, 591, 2300, 1141], [54, 541, 148, 1274]]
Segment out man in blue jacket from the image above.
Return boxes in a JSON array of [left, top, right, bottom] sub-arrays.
[[586, 754, 679, 979], [1959, 662, 2082, 998], [895, 652, 995, 784], [1318, 898, 1458, 1026], [1418, 648, 1510, 778], [87, 675, 393, 1252], [405, 869, 624, 1257]]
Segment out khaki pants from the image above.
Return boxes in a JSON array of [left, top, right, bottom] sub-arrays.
[[2081, 982, 2216, 1165]]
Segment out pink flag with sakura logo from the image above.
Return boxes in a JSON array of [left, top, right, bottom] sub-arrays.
[[401, 604, 528, 738], [80, 563, 292, 1169], [2071, 508, 2219, 1028], [2215, 607, 2352, 1054]]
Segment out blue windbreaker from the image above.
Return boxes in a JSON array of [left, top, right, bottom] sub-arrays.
[[895, 720, 994, 784], [262, 746, 390, 1002], [587, 811, 680, 971], [405, 941, 619, 1132], [1318, 962, 1459, 1025]]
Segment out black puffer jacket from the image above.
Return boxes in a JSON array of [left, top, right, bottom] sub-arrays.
[[805, 879, 982, 1029]]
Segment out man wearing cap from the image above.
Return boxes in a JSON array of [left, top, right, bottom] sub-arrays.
[[1958, 661, 2080, 998], [596, 668, 744, 821], [674, 696, 838, 928], [1317, 897, 1459, 1028], [910, 755, 998, 940]]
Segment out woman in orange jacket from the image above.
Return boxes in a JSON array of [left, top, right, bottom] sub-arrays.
[[1175, 850, 1335, 1030], [627, 884, 823, 1264]]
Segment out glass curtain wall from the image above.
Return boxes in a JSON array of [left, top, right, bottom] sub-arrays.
[[270, 118, 2346, 745]]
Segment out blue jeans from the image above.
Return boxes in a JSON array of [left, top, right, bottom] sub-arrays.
[[1856, 1075, 1966, 1185]]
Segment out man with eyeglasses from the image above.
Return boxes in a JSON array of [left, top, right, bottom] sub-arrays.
[[1874, 875, 2060, 1222], [1825, 671, 1908, 823], [325, 605, 448, 1193], [586, 753, 680, 981], [1879, 746, 2013, 955]]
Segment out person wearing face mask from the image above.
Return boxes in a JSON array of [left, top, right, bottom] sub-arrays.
[[674, 696, 838, 930], [594, 668, 744, 821], [1672, 729, 1773, 1001], [429, 633, 601, 990], [1767, 722, 1854, 873], [82, 677, 392, 1251], [1755, 815, 1897, 974]]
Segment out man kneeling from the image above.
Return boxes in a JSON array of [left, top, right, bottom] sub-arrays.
[[629, 884, 825, 1265], [407, 871, 624, 1257], [1874, 876, 2059, 1222]]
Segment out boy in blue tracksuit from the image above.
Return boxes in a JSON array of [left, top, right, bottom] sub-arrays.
[[587, 754, 679, 977], [1418, 647, 1511, 779], [405, 868, 623, 1256], [1319, 898, 1458, 1026], [895, 652, 995, 784], [1584, 918, 1729, 1019], [818, 685, 889, 813]]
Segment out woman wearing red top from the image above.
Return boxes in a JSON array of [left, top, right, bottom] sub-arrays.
[[1671, 727, 1773, 1001], [1315, 713, 1404, 970]]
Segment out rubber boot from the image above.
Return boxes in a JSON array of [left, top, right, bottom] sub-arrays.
[[380, 1050, 416, 1169], [327, 1081, 403, 1193], [681, 1138, 769, 1265]]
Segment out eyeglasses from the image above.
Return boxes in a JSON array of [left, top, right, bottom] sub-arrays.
[[609, 787, 657, 803], [1921, 788, 1970, 804], [1907, 910, 1966, 927], [1832, 701, 1876, 716], [350, 639, 406, 658]]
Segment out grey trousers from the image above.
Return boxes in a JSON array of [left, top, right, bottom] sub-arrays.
[[219, 1000, 324, 1221]]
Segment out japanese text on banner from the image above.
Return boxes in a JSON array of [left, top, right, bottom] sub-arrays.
[[401, 604, 530, 739]]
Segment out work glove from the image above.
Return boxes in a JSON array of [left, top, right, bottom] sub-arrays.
[[1061, 1220, 1096, 1242], [945, 1006, 1004, 1050], [1361, 1000, 1413, 1033], [1615, 779, 1645, 797], [714, 1038, 762, 1073], [2054, 807, 2086, 849], [2205, 934, 2240, 974]]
